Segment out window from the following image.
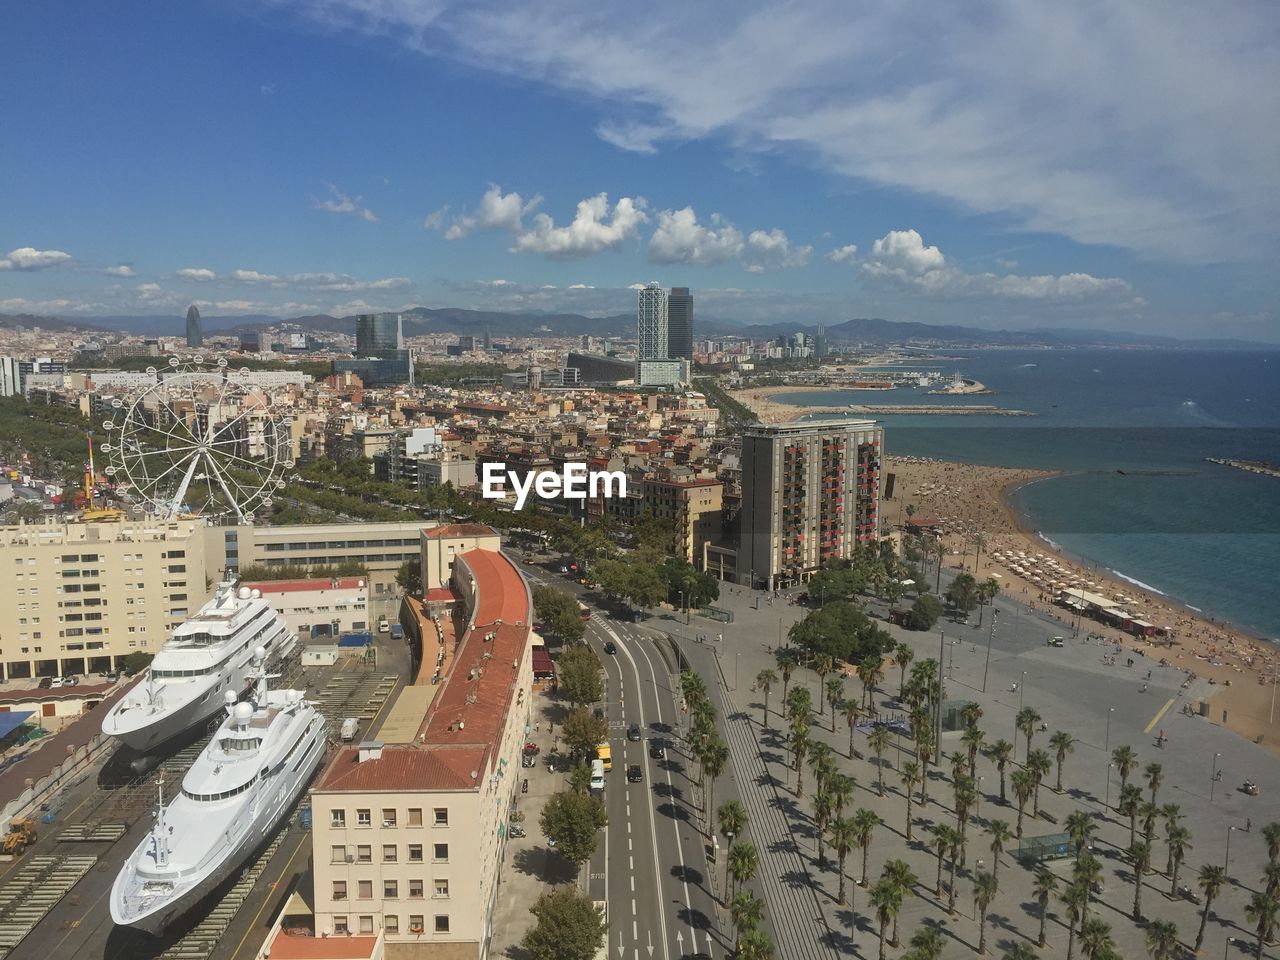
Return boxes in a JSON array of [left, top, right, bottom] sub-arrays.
[[384, 880, 398, 899], [433, 807, 449, 826], [433, 843, 448, 862], [334, 916, 349, 935], [434, 915, 450, 934], [332, 881, 347, 901], [382, 808, 397, 827], [408, 844, 423, 862], [330, 844, 346, 863], [434, 879, 449, 898], [408, 808, 423, 827], [385, 915, 399, 935], [359, 915, 374, 935], [409, 880, 424, 899], [357, 808, 371, 827], [358, 880, 372, 900], [331, 809, 346, 828], [409, 915, 424, 934], [383, 844, 397, 862], [356, 845, 371, 863]]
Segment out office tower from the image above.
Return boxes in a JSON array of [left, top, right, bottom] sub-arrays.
[[185, 305, 203, 347], [355, 312, 404, 356], [637, 282, 668, 360], [667, 287, 693, 360], [0, 357, 22, 397], [815, 321, 827, 359], [738, 419, 883, 590], [482, 328, 492, 351]]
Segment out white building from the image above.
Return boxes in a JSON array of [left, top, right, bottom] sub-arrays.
[[636, 358, 690, 388], [241, 576, 371, 641], [636, 281, 668, 360]]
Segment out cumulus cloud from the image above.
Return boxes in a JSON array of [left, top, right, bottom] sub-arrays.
[[512, 193, 648, 260], [0, 296, 94, 314], [0, 246, 73, 271], [104, 264, 136, 277], [312, 182, 379, 223], [281, 272, 411, 292], [230, 269, 282, 283], [422, 207, 448, 230], [441, 185, 540, 239], [825, 244, 858, 264], [175, 267, 218, 282], [647, 207, 808, 271], [742, 228, 812, 273]]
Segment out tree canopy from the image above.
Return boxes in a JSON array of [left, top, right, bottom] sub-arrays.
[[789, 600, 893, 663], [521, 887, 608, 960], [533, 585, 586, 641], [557, 645, 604, 706], [540, 789, 608, 867]]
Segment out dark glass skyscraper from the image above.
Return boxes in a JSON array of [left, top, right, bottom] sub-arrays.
[[185, 304, 203, 347], [667, 287, 693, 360], [355, 312, 403, 355]]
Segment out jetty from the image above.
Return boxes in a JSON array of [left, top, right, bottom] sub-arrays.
[[1206, 457, 1280, 479]]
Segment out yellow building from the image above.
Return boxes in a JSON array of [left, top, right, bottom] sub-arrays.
[[642, 475, 723, 567]]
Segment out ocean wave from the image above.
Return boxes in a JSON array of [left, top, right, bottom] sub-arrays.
[[1037, 533, 1063, 551], [1018, 363, 1037, 368], [1109, 568, 1167, 596]]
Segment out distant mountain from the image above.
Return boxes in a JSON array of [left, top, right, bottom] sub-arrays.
[[0, 313, 105, 333]]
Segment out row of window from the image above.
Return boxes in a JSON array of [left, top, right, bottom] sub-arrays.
[[330, 842, 446, 863], [332, 878, 449, 900], [331, 807, 448, 828], [333, 914, 449, 936], [262, 538, 419, 551]]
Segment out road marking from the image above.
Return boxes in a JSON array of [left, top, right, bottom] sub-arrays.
[[230, 828, 308, 959], [1144, 698, 1175, 734]]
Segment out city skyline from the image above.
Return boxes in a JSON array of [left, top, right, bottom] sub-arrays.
[[1, 4, 1277, 340]]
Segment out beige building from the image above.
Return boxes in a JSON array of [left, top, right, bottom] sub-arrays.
[[642, 476, 723, 567], [309, 530, 532, 959], [240, 576, 371, 640], [0, 517, 216, 681]]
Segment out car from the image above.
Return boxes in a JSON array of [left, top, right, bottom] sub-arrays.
[[521, 755, 536, 768], [627, 724, 641, 742], [49, 677, 65, 688], [38, 676, 52, 689], [649, 740, 666, 760], [603, 641, 617, 655], [523, 557, 537, 565], [626, 764, 642, 783], [593, 707, 605, 720], [1047, 636, 1065, 647], [558, 565, 569, 574]]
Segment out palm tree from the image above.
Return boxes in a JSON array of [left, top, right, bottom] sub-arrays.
[[728, 840, 759, 900], [812, 788, 834, 865], [894, 642, 915, 699], [1026, 748, 1052, 816], [755, 668, 777, 726], [786, 685, 812, 723], [973, 869, 998, 955], [869, 878, 900, 960], [1129, 840, 1152, 920], [1165, 824, 1192, 895], [1262, 821, 1280, 867], [1194, 863, 1227, 952], [1016, 706, 1042, 757], [1111, 745, 1138, 793], [1065, 810, 1097, 859], [1144, 919, 1179, 960], [916, 726, 936, 805], [736, 928, 775, 960], [1049, 730, 1076, 792], [789, 720, 810, 797], [730, 890, 764, 941], [829, 771, 854, 820], [900, 761, 922, 839], [859, 653, 885, 713], [960, 700, 985, 732], [882, 858, 917, 947], [989, 738, 1013, 803], [946, 829, 966, 914], [852, 807, 880, 886], [1140, 800, 1161, 844], [962, 724, 986, 780], [778, 651, 795, 707], [1073, 854, 1102, 925], [1061, 879, 1088, 960], [1011, 768, 1034, 839], [909, 925, 946, 960], [825, 677, 844, 732], [842, 699, 862, 759], [809, 741, 835, 796], [988, 819, 1013, 886], [1245, 889, 1278, 960], [931, 823, 957, 896], [1079, 916, 1115, 960], [828, 816, 857, 905], [868, 724, 891, 796], [1002, 944, 1038, 960], [814, 654, 835, 720], [717, 801, 748, 894], [1118, 783, 1143, 848], [1033, 866, 1059, 948], [1144, 761, 1164, 805], [702, 738, 728, 817]]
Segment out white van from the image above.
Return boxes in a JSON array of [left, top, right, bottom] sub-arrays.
[[340, 717, 359, 742], [589, 758, 606, 792]]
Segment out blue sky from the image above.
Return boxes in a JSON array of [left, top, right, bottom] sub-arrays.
[[1, 1, 1276, 339]]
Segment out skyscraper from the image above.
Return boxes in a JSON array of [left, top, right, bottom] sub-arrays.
[[815, 321, 827, 360], [185, 305, 203, 348], [667, 287, 693, 361], [738, 419, 883, 590], [355, 312, 403, 356], [636, 282, 668, 360]]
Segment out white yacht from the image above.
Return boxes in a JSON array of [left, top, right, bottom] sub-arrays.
[[102, 583, 295, 753], [110, 653, 327, 934]]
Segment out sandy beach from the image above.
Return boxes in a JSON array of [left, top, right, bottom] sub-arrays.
[[730, 384, 1029, 420]]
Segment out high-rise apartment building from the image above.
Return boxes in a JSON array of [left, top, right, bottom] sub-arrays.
[[737, 419, 883, 589], [636, 282, 668, 360], [185, 304, 203, 348], [355, 313, 404, 356], [667, 287, 693, 361]]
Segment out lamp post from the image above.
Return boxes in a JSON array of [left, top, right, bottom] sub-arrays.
[[1104, 707, 1114, 754], [1014, 670, 1027, 759], [1224, 936, 1236, 960], [1224, 825, 1237, 872], [1105, 762, 1114, 810], [1211, 752, 1222, 802], [977, 775, 985, 817]]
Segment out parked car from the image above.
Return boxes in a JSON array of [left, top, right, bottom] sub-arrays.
[[627, 724, 641, 742], [49, 677, 65, 688], [1047, 636, 1065, 647], [626, 764, 642, 783], [38, 676, 52, 689]]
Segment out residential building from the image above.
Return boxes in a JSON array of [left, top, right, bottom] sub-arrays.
[[636, 281, 668, 360], [667, 287, 693, 361], [0, 517, 216, 681], [737, 419, 883, 589], [0, 357, 21, 397], [419, 524, 502, 592], [185, 304, 203, 348], [642, 475, 723, 567], [240, 576, 371, 641], [309, 529, 532, 959]]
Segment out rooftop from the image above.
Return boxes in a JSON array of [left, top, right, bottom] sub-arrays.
[[244, 577, 366, 594], [264, 933, 380, 960], [422, 523, 498, 540]]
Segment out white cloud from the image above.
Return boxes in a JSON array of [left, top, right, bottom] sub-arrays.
[[742, 228, 811, 273], [175, 267, 218, 282], [230, 269, 282, 283], [826, 244, 858, 264], [862, 229, 947, 280], [594, 120, 671, 154], [312, 182, 379, 223], [281, 272, 411, 292], [422, 206, 448, 230], [0, 246, 73, 271], [104, 264, 135, 277], [0, 296, 94, 314], [442, 185, 541, 239], [648, 208, 743, 265], [512, 193, 648, 260]]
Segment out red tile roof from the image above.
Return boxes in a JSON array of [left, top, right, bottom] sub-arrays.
[[317, 743, 487, 792], [422, 523, 497, 540], [266, 933, 380, 960]]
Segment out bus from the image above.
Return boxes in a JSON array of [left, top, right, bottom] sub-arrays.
[[596, 742, 612, 772], [578, 601, 591, 622]]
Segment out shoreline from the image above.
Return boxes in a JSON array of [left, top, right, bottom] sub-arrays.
[[729, 384, 1030, 420]]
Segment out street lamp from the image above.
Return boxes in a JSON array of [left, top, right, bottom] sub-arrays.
[[977, 776, 985, 817], [1104, 707, 1114, 754], [1211, 753, 1222, 802], [1224, 936, 1236, 960], [1105, 762, 1114, 810], [1224, 825, 1237, 872]]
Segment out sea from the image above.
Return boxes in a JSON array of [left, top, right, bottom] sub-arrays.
[[778, 349, 1280, 639]]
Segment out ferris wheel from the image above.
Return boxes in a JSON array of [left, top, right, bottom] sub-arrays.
[[100, 357, 295, 523]]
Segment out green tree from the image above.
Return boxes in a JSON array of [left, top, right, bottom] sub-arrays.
[[788, 719, 811, 797], [894, 642, 915, 698], [976, 576, 1000, 627], [728, 841, 760, 900], [1061, 879, 1088, 960], [907, 926, 946, 960], [868, 724, 891, 796], [1049, 730, 1076, 792], [988, 819, 1013, 887], [532, 585, 586, 641], [1011, 768, 1034, 839], [521, 886, 608, 960], [825, 677, 844, 732], [1016, 706, 1042, 757], [989, 739, 1014, 803], [1065, 810, 1097, 859], [972, 869, 998, 955], [1026, 748, 1052, 816], [1194, 864, 1226, 952], [735, 928, 775, 960], [755, 668, 777, 726], [1245, 889, 1278, 960], [1079, 916, 1115, 960], [1129, 840, 1152, 920], [729, 890, 764, 944], [1002, 944, 1038, 960], [1111, 745, 1138, 793], [852, 807, 880, 886], [859, 653, 886, 711], [842, 699, 862, 759], [786, 685, 813, 722], [1118, 783, 1143, 848], [717, 801, 748, 897], [944, 572, 979, 612], [789, 600, 893, 663], [931, 823, 958, 896], [395, 558, 422, 595], [1032, 866, 1059, 948], [557, 644, 604, 705], [812, 787, 834, 865], [1144, 761, 1164, 805], [1144, 919, 1179, 960], [813, 654, 835, 719], [1165, 824, 1192, 896], [900, 761, 922, 840], [882, 858, 917, 947], [962, 724, 985, 780], [869, 878, 901, 960], [908, 592, 944, 630], [828, 816, 857, 905], [540, 790, 608, 869], [561, 706, 608, 761], [120, 651, 154, 676]]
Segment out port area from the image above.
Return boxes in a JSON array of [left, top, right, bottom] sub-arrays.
[[0, 636, 411, 960]]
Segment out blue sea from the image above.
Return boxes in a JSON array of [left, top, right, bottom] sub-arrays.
[[779, 349, 1280, 638]]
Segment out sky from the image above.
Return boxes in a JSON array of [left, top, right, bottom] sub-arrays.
[[1, 1, 1277, 340]]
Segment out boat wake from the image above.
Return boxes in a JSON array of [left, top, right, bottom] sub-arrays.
[[1109, 568, 1166, 596]]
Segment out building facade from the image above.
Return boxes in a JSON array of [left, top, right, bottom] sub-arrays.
[[737, 419, 883, 589], [636, 282, 668, 360], [642, 476, 723, 567], [666, 287, 693, 361], [185, 305, 203, 348], [635, 358, 690, 388], [356, 313, 405, 356], [240, 576, 371, 640]]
